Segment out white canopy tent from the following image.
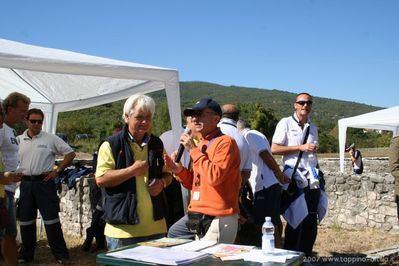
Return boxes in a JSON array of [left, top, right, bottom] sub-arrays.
[[0, 38, 182, 144], [338, 106, 399, 173]]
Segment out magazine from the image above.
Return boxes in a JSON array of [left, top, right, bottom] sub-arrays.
[[138, 237, 191, 247], [200, 243, 255, 258]]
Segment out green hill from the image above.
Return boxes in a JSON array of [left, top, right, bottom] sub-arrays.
[[177, 81, 380, 122], [56, 81, 385, 153]]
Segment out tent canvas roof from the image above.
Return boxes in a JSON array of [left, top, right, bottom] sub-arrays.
[[0, 38, 182, 144], [338, 106, 399, 172]]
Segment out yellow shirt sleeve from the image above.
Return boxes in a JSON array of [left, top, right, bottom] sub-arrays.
[[95, 142, 115, 178]]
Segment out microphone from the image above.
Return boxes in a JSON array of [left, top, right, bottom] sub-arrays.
[[174, 128, 192, 163]]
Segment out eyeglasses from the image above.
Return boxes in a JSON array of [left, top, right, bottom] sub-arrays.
[[29, 119, 43, 124], [296, 100, 313, 106]]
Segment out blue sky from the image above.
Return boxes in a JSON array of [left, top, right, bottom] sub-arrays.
[[1, 0, 398, 108]]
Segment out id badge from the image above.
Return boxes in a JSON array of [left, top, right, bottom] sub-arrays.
[[192, 191, 200, 201]]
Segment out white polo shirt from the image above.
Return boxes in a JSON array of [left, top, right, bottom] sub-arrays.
[[17, 130, 74, 176], [218, 118, 252, 172], [272, 113, 318, 169], [242, 128, 279, 193], [0, 124, 19, 192]]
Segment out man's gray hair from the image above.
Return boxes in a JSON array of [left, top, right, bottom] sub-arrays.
[[122, 94, 155, 121]]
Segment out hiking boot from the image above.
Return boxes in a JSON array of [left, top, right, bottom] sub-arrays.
[[81, 237, 93, 252], [56, 257, 70, 265]]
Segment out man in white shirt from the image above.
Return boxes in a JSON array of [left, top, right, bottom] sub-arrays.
[[271, 92, 321, 257], [218, 104, 251, 183], [218, 105, 253, 244], [0, 92, 30, 266], [237, 119, 290, 247], [17, 108, 75, 264]]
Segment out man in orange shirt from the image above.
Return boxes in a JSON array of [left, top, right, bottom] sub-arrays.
[[165, 98, 241, 243]]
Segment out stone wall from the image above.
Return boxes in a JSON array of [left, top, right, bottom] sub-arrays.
[[319, 157, 399, 232], [59, 173, 97, 237], [58, 157, 399, 237]]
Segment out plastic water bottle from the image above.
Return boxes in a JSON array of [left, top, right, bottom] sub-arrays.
[[308, 141, 320, 189], [262, 216, 275, 254], [307, 140, 318, 167]]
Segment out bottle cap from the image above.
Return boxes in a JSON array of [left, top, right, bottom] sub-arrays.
[[265, 216, 271, 222]]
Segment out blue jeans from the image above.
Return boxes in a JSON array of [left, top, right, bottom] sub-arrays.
[[0, 201, 5, 239], [167, 214, 195, 239], [5, 191, 17, 236], [106, 233, 165, 251]]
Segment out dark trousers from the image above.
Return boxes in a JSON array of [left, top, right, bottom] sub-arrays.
[[164, 178, 184, 229], [284, 188, 321, 257], [82, 207, 106, 251], [254, 184, 282, 246], [18, 180, 69, 260]]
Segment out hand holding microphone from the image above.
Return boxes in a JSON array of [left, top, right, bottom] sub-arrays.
[[175, 127, 192, 163]]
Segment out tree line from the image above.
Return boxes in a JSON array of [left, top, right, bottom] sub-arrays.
[[53, 82, 391, 153]]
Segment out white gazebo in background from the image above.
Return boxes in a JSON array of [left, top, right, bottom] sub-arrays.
[[338, 106, 399, 173]]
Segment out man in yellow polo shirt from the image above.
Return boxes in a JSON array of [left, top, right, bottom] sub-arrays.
[[95, 94, 172, 250]]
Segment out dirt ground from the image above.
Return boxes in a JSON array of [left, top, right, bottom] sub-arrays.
[[3, 224, 397, 266], [314, 225, 399, 257]]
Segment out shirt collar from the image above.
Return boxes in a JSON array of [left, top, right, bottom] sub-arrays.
[[292, 112, 310, 127], [127, 131, 150, 148], [23, 129, 43, 139], [203, 127, 222, 141], [219, 118, 237, 127]]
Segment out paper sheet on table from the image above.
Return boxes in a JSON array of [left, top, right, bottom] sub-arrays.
[[171, 240, 217, 251], [107, 245, 208, 265], [240, 248, 299, 263]]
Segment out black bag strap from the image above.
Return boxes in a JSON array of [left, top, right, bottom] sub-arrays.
[[286, 124, 311, 195], [291, 124, 311, 178]]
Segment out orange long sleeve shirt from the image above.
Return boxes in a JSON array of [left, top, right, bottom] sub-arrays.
[[177, 128, 241, 217]]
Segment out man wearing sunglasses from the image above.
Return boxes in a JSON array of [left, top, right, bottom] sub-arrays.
[[16, 108, 75, 264], [271, 92, 321, 257]]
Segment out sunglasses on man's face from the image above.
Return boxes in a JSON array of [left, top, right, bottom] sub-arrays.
[[29, 119, 43, 124], [295, 100, 313, 106]]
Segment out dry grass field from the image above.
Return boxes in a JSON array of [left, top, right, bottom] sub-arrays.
[[3, 224, 396, 266]]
